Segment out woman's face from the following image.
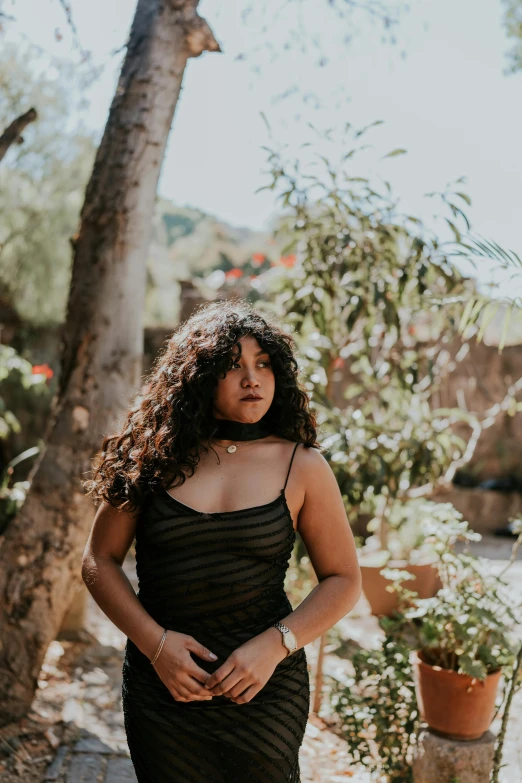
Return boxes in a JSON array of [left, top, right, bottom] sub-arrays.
[[212, 335, 275, 424]]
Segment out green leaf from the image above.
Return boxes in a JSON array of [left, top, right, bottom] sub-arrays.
[[355, 120, 385, 138], [476, 301, 499, 344], [445, 219, 462, 243], [498, 305, 513, 354], [458, 655, 487, 680], [458, 296, 477, 334], [382, 149, 408, 159], [455, 192, 472, 206], [259, 111, 271, 134]]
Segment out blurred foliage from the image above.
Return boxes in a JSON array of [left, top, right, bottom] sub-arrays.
[[366, 496, 461, 564], [0, 345, 50, 532], [330, 630, 417, 783], [446, 233, 522, 353], [503, 0, 522, 73], [231, 0, 407, 121], [0, 40, 97, 324], [284, 533, 317, 606], [0, 345, 50, 441], [146, 199, 282, 327], [253, 123, 481, 552]]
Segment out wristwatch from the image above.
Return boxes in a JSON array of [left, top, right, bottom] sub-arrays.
[[272, 621, 298, 656]]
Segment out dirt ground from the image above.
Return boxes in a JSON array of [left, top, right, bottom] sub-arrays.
[[0, 539, 520, 782]]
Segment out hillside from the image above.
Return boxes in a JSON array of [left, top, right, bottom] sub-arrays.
[[145, 198, 280, 326]]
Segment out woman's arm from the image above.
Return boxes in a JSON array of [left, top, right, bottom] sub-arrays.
[[81, 502, 160, 659], [205, 446, 362, 702], [267, 445, 362, 646], [82, 502, 218, 702]]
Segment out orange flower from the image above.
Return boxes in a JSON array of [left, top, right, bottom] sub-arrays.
[[252, 253, 265, 266], [225, 268, 243, 279], [280, 254, 296, 268], [32, 363, 54, 380]]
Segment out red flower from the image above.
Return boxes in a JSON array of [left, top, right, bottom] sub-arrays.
[[225, 268, 243, 279], [252, 253, 265, 266], [32, 363, 54, 380], [280, 254, 296, 268], [333, 357, 345, 369]]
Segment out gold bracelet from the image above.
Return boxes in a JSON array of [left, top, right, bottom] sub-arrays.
[[150, 628, 167, 665]]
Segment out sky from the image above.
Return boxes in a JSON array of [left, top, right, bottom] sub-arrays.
[[5, 0, 522, 299]]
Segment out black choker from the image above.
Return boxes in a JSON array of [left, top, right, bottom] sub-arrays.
[[211, 418, 272, 441]]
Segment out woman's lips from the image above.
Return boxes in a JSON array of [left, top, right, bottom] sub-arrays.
[[240, 397, 262, 401]]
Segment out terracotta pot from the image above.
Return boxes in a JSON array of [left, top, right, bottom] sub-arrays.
[[412, 650, 502, 740], [359, 558, 441, 617]]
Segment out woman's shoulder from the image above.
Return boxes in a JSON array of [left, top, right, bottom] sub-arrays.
[[289, 440, 329, 474], [275, 438, 325, 467]]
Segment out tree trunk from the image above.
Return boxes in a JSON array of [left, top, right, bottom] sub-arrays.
[[0, 0, 219, 726]]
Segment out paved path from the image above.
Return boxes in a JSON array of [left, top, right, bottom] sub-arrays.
[[43, 733, 136, 782]]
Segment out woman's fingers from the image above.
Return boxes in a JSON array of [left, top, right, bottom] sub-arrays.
[[186, 660, 214, 686], [174, 679, 212, 701], [205, 655, 243, 694], [185, 636, 218, 662], [212, 669, 261, 699], [229, 684, 260, 705], [222, 670, 263, 699], [205, 658, 236, 691], [210, 669, 245, 696], [181, 674, 213, 698]]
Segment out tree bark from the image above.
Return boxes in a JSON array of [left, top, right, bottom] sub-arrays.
[[0, 0, 220, 726], [0, 108, 37, 162]]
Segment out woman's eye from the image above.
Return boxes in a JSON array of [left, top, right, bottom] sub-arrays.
[[231, 360, 271, 369]]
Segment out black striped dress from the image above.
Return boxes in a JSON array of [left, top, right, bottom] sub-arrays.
[[122, 442, 310, 782]]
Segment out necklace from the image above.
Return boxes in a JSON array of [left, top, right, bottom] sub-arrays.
[[210, 417, 272, 453], [210, 438, 259, 454]]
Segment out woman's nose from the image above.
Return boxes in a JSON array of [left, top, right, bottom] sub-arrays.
[[242, 369, 260, 385]]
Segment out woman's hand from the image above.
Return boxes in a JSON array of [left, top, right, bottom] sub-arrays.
[[152, 630, 218, 702], [204, 627, 288, 704]]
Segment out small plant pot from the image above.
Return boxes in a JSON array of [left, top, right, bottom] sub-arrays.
[[412, 650, 502, 740], [359, 557, 440, 617]]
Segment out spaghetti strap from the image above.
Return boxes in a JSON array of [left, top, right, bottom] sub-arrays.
[[283, 442, 300, 490]]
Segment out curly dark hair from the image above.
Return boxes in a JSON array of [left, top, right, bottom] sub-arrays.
[[86, 299, 319, 510]]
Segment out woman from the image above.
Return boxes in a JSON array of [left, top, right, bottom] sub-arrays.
[[82, 300, 361, 783]]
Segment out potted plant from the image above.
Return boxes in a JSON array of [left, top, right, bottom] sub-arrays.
[[327, 516, 521, 781], [382, 515, 521, 741], [358, 497, 449, 616]]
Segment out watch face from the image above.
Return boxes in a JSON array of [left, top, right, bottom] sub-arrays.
[[284, 630, 297, 651]]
